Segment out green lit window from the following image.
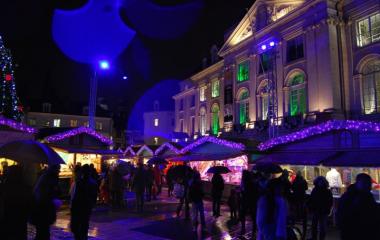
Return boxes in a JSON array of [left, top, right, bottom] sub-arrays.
[[238, 89, 249, 124], [237, 61, 250, 82], [357, 13, 380, 47], [288, 73, 306, 116], [211, 104, 220, 135], [211, 80, 220, 98]]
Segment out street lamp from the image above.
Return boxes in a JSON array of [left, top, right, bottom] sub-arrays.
[[88, 60, 110, 129]]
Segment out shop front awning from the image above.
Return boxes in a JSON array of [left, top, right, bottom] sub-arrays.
[[52, 146, 122, 155], [255, 151, 338, 166], [323, 150, 380, 167], [169, 153, 245, 162]]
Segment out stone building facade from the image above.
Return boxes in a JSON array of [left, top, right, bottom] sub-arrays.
[[173, 0, 380, 140]]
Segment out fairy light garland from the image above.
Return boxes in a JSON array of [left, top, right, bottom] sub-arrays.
[[180, 136, 245, 154], [154, 142, 181, 155], [258, 120, 380, 151], [0, 116, 36, 133], [45, 126, 113, 145]]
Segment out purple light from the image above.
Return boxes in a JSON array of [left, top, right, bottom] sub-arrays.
[[155, 142, 181, 155], [180, 136, 245, 154], [99, 60, 110, 70], [122, 76, 128, 80], [136, 145, 154, 156], [269, 41, 275, 47], [261, 44, 267, 50], [258, 120, 380, 151], [45, 126, 113, 145], [124, 146, 136, 156], [0, 117, 37, 134]]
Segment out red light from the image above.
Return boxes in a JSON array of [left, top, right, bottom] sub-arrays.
[[5, 74, 12, 81]]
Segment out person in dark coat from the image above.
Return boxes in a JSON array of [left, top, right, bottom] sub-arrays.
[[132, 163, 146, 212], [291, 171, 308, 237], [166, 166, 174, 197], [211, 172, 224, 217], [308, 176, 333, 240], [240, 170, 260, 235], [109, 167, 124, 208], [70, 164, 98, 240], [337, 173, 380, 240], [188, 172, 205, 231], [145, 165, 154, 201], [280, 169, 292, 200], [31, 164, 61, 240], [0, 165, 33, 240]]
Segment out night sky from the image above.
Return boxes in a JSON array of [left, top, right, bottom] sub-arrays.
[[0, 0, 254, 127]]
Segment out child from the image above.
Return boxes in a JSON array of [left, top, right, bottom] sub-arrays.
[[227, 188, 239, 221]]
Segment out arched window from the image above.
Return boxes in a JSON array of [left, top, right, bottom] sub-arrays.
[[286, 72, 306, 116], [211, 104, 220, 135], [257, 80, 269, 120], [237, 89, 249, 124], [361, 60, 380, 114], [199, 107, 206, 136]]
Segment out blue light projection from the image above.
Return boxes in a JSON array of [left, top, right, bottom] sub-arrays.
[[121, 0, 204, 40], [52, 0, 136, 64], [99, 60, 110, 70], [127, 79, 180, 138]]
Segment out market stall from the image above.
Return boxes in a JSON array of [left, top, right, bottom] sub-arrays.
[[0, 117, 36, 174], [170, 136, 248, 198], [41, 126, 114, 177], [257, 120, 380, 201]]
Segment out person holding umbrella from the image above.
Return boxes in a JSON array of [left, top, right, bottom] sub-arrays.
[[209, 166, 226, 217], [31, 164, 61, 240]]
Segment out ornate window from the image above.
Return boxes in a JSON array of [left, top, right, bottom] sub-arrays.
[[237, 89, 249, 124], [286, 72, 306, 116], [357, 13, 380, 47], [199, 107, 207, 136], [286, 35, 304, 62], [257, 80, 269, 120], [258, 52, 272, 74], [200, 86, 206, 102], [211, 104, 220, 135], [237, 61, 250, 82], [211, 79, 220, 98], [361, 59, 380, 114]]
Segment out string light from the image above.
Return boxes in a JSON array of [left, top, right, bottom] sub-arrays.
[[258, 120, 380, 151], [155, 142, 181, 155], [180, 136, 245, 154], [0, 116, 36, 133], [45, 126, 113, 145]]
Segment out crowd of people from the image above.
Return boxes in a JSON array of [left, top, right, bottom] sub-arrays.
[[1, 160, 380, 240], [171, 166, 380, 240]]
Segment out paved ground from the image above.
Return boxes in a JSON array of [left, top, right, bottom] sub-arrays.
[[28, 190, 340, 240]]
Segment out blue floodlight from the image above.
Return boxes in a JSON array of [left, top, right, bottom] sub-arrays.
[[261, 44, 267, 50], [269, 41, 275, 47], [99, 60, 110, 70]]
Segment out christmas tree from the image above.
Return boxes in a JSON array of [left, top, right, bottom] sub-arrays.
[[0, 36, 23, 121]]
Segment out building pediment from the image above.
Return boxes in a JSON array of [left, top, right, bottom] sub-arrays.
[[219, 0, 305, 57]]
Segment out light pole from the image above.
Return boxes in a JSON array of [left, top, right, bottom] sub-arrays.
[[88, 60, 109, 129]]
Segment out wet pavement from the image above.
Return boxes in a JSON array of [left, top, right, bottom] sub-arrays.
[[28, 189, 340, 240]]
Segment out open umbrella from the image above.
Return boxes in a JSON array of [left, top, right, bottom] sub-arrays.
[[252, 162, 282, 174], [115, 160, 135, 176], [0, 140, 65, 165], [170, 164, 193, 180], [147, 156, 168, 165], [206, 166, 231, 174]]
